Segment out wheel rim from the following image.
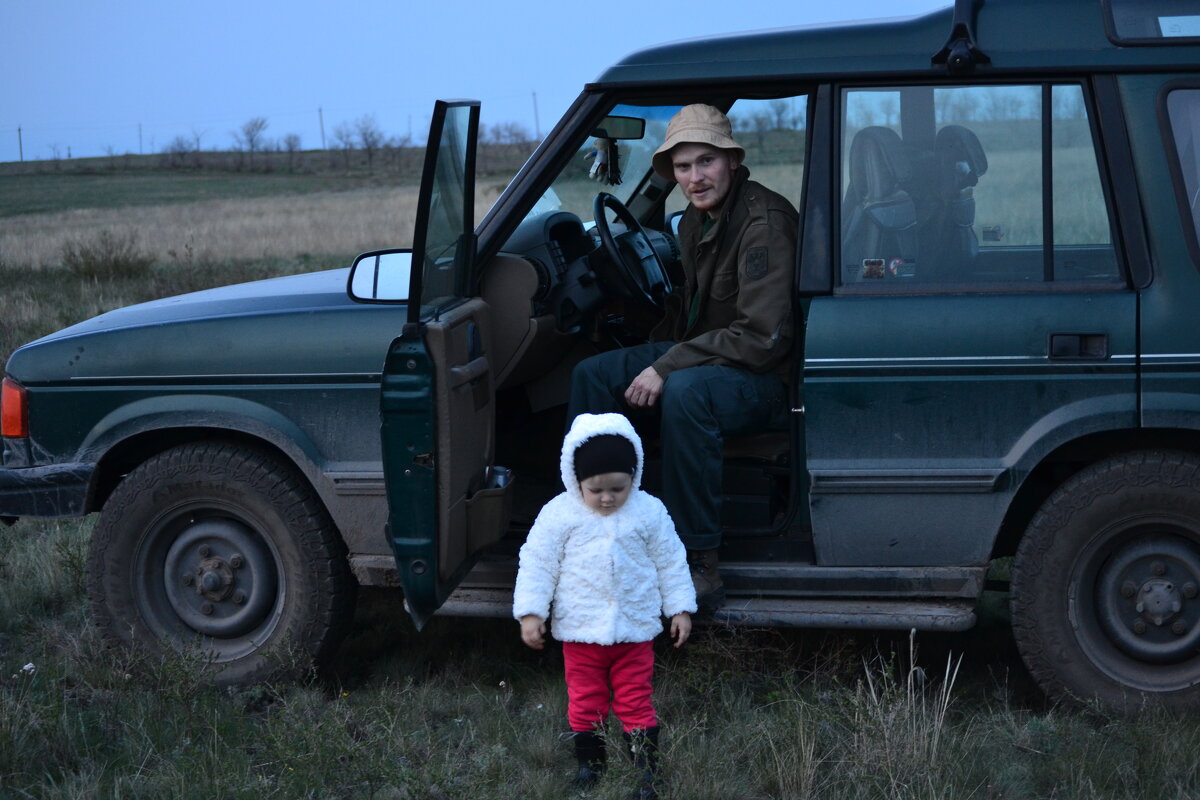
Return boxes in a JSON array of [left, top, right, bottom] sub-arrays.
[[1072, 517, 1200, 692], [133, 501, 285, 663]]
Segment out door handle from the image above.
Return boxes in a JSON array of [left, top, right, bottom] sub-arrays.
[[449, 356, 489, 387], [1048, 333, 1108, 360]]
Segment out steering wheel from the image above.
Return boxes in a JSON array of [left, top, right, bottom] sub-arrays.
[[592, 192, 672, 312]]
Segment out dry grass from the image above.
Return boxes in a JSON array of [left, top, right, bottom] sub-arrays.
[[0, 185, 503, 271]]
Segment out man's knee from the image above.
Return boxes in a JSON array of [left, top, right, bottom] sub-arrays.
[[660, 367, 718, 421]]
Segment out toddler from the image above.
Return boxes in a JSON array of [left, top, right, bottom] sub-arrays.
[[513, 412, 695, 798]]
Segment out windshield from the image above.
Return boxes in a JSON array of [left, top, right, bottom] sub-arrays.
[[530, 104, 680, 224], [525, 97, 808, 228]]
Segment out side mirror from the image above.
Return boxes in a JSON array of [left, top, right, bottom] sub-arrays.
[[592, 115, 646, 141], [347, 249, 412, 303]]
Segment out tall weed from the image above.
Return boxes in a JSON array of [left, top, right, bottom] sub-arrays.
[[60, 229, 153, 280]]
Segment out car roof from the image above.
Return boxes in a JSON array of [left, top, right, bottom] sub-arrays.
[[593, 0, 1200, 87]]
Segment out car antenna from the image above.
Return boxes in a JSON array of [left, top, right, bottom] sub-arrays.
[[931, 0, 991, 75]]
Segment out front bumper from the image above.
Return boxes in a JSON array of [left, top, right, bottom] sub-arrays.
[[0, 462, 93, 521]]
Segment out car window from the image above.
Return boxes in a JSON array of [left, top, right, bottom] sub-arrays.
[[524, 96, 808, 228], [839, 83, 1121, 289], [663, 97, 808, 217], [1108, 0, 1200, 44], [1167, 89, 1200, 254], [527, 104, 679, 225]]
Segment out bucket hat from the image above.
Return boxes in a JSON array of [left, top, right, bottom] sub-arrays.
[[651, 104, 745, 180]]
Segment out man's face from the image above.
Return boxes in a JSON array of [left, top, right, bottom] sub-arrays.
[[671, 143, 741, 218]]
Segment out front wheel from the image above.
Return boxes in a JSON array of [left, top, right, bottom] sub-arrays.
[[1012, 451, 1200, 711], [86, 442, 356, 686]]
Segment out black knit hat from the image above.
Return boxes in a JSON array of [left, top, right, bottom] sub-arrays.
[[574, 434, 637, 482]]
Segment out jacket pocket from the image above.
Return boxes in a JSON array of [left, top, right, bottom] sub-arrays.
[[710, 267, 739, 301]]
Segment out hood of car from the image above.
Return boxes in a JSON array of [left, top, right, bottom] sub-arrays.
[[41, 268, 356, 338], [7, 268, 408, 384]]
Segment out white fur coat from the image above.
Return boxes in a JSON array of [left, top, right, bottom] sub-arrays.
[[511, 413, 697, 644]]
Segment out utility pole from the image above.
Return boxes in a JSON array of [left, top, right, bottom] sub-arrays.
[[318, 107, 326, 150], [17, 126, 23, 162], [532, 91, 541, 140]]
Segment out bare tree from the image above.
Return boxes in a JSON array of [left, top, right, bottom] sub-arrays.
[[384, 133, 413, 174], [283, 133, 302, 171], [984, 92, 1024, 121], [879, 96, 900, 127], [355, 114, 384, 172], [232, 116, 269, 168], [163, 135, 192, 168], [331, 122, 356, 171], [768, 99, 793, 130]]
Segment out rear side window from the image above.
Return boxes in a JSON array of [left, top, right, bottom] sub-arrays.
[[1166, 90, 1200, 249], [1108, 0, 1200, 44], [839, 84, 1121, 290]]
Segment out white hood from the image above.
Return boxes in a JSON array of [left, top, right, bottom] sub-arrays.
[[559, 412, 645, 504]]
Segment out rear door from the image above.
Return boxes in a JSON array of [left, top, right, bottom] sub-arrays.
[[803, 81, 1138, 567], [380, 100, 512, 629]]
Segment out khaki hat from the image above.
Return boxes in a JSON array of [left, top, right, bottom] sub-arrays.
[[651, 104, 745, 181]]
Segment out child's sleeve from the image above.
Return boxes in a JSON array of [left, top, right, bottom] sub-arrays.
[[645, 499, 698, 617], [512, 501, 568, 622]]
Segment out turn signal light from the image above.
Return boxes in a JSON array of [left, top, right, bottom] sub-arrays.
[[1, 378, 28, 438]]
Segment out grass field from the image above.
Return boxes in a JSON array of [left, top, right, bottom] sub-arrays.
[[5, 515, 1200, 799], [3, 165, 1200, 799]]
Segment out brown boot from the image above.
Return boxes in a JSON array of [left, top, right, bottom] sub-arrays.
[[687, 549, 725, 611]]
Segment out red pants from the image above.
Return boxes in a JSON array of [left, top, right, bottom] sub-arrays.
[[562, 640, 657, 733]]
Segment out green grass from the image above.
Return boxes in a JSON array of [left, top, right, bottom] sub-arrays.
[[6, 518, 1200, 799], [0, 171, 415, 219]]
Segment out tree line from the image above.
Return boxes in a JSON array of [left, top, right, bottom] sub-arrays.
[[153, 115, 538, 177]]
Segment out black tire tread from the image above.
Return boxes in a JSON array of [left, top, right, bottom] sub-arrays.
[[86, 441, 355, 684], [1012, 449, 1200, 709]]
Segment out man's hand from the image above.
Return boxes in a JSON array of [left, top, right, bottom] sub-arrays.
[[670, 612, 692, 648], [624, 366, 665, 408], [520, 615, 546, 650]]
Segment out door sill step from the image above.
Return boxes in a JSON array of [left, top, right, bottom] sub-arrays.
[[436, 587, 976, 631], [713, 597, 976, 631]]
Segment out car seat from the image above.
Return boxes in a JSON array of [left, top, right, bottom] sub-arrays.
[[918, 124, 988, 282], [840, 126, 918, 284]]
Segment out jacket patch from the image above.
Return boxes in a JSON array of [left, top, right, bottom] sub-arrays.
[[745, 247, 768, 280]]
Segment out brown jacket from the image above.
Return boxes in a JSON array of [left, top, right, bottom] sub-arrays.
[[650, 166, 798, 380]]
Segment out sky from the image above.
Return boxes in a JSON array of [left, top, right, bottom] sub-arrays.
[[1, 0, 950, 164]]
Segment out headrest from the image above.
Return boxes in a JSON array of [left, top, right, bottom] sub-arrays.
[[935, 125, 988, 188], [848, 126, 912, 201]]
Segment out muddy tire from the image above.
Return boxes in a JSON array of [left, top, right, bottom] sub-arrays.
[[86, 442, 355, 686], [1012, 451, 1200, 711]]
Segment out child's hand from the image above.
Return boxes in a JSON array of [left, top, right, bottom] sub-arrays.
[[520, 615, 546, 650], [670, 612, 691, 648]]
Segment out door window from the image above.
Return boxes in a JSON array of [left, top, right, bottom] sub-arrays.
[[412, 102, 479, 318], [1167, 89, 1200, 255], [839, 84, 1121, 289]]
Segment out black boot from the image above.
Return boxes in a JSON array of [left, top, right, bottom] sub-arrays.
[[622, 726, 660, 800], [571, 730, 606, 789], [687, 549, 725, 612]]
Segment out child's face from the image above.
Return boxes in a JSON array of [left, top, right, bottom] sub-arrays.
[[579, 471, 633, 515]]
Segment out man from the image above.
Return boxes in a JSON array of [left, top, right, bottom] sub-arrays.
[[568, 104, 798, 609]]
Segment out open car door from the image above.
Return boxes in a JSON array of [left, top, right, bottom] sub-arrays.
[[380, 100, 512, 629]]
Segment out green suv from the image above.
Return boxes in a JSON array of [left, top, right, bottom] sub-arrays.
[[5, 0, 1200, 710]]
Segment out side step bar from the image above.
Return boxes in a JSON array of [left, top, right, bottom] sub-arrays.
[[435, 587, 977, 632], [713, 597, 977, 632]]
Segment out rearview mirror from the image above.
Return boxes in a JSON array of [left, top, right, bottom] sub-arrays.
[[347, 249, 412, 303], [592, 115, 646, 141]]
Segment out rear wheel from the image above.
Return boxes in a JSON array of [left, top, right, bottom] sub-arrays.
[[86, 442, 355, 686], [1012, 451, 1200, 711]]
